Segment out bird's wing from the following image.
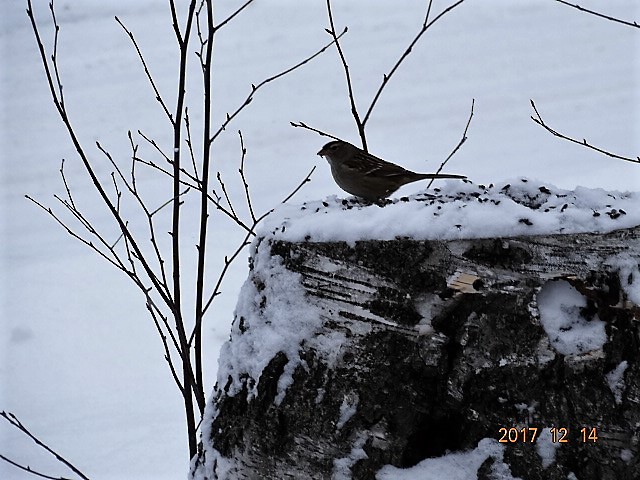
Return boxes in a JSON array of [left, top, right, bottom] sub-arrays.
[[344, 152, 411, 177]]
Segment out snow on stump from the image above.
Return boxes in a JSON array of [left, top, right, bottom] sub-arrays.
[[190, 180, 640, 480]]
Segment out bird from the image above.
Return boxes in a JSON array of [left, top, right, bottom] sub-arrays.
[[317, 140, 466, 201]]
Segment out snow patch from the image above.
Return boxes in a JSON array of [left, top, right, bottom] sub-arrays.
[[515, 402, 538, 423], [260, 180, 640, 246], [537, 280, 607, 356], [190, 403, 239, 480], [336, 393, 359, 430], [216, 238, 325, 401], [536, 428, 560, 468], [620, 449, 633, 463], [332, 434, 368, 480], [376, 438, 521, 480], [607, 254, 640, 305], [605, 361, 628, 405]]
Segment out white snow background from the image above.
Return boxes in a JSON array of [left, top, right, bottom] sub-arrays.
[[1, 0, 639, 479]]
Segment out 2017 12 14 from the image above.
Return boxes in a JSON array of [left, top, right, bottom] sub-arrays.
[[498, 427, 599, 443]]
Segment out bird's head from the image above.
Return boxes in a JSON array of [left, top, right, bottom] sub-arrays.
[[317, 140, 350, 162]]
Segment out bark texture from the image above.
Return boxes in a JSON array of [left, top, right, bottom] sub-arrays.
[[195, 226, 640, 480]]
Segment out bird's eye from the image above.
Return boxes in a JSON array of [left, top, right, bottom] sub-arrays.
[[330, 144, 338, 150]]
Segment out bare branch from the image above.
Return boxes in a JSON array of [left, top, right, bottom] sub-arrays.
[[200, 229, 253, 317], [58, 159, 76, 209], [54, 193, 97, 237], [127, 131, 139, 192], [184, 108, 200, 182], [146, 300, 184, 392], [195, 0, 208, 67], [27, 0, 325, 462], [195, 163, 316, 332], [151, 188, 190, 216], [26, 1, 175, 311], [554, 0, 640, 29], [216, 172, 238, 219], [111, 172, 123, 215], [96, 141, 174, 297], [209, 27, 347, 144], [26, 195, 125, 272], [115, 16, 174, 123], [427, 98, 474, 187], [325, 0, 366, 150], [137, 130, 172, 164], [134, 156, 256, 234], [289, 122, 340, 141], [281, 166, 316, 204], [121, 140, 173, 291], [363, 0, 466, 127], [144, 153, 202, 187], [48, 1, 64, 108], [214, 0, 256, 31], [1, 411, 90, 480], [0, 453, 74, 480], [530, 99, 640, 164], [238, 131, 256, 223]]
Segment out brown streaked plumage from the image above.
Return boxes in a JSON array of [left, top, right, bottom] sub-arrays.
[[317, 140, 466, 201]]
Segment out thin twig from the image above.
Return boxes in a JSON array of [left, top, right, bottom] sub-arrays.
[[0, 453, 73, 480], [137, 130, 201, 186], [146, 300, 184, 392], [363, 0, 466, 126], [110, 230, 125, 250], [168, 0, 183, 45], [1, 411, 90, 480], [195, 163, 316, 328], [59, 159, 76, 209], [121, 221, 137, 273], [26, 0, 175, 311], [214, 0, 255, 30], [289, 122, 340, 141], [139, 152, 201, 187], [216, 172, 238, 218], [209, 27, 347, 144], [115, 16, 174, 123], [184, 108, 200, 182], [195, 0, 208, 68], [111, 172, 122, 215], [150, 188, 190, 217], [137, 130, 171, 164], [238, 131, 256, 223], [127, 131, 138, 193], [108, 139, 172, 293], [200, 228, 255, 318], [554, 0, 640, 29], [281, 166, 316, 204], [49, 0, 64, 108], [53, 194, 95, 235], [58, 160, 89, 227], [530, 99, 640, 164], [135, 157, 256, 234], [325, 0, 366, 150], [96, 141, 173, 297], [427, 98, 474, 187], [26, 195, 124, 272]]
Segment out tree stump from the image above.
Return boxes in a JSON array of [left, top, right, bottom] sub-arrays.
[[191, 225, 640, 480]]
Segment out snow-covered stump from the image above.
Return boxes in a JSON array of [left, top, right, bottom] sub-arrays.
[[191, 181, 640, 480]]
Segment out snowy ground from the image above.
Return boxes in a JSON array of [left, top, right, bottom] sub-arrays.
[[1, 0, 639, 479]]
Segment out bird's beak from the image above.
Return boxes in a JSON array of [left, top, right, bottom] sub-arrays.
[[317, 148, 326, 157]]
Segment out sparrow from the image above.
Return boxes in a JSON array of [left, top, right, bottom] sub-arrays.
[[317, 140, 466, 201]]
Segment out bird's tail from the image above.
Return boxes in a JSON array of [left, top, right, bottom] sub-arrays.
[[416, 173, 466, 180]]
